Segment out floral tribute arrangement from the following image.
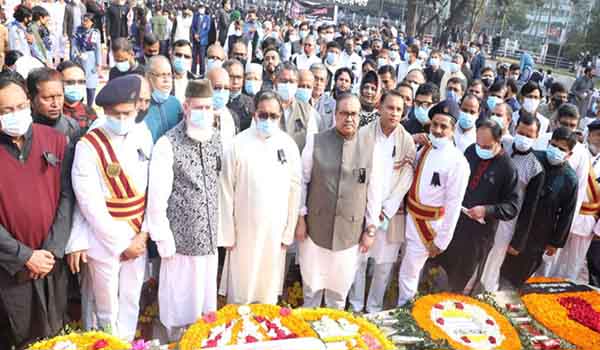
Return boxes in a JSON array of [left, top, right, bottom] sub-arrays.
[[520, 277, 600, 350], [178, 304, 317, 350], [27, 331, 133, 350], [392, 293, 522, 350], [293, 308, 394, 350]]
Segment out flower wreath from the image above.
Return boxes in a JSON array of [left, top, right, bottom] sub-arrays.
[[522, 290, 600, 350], [293, 308, 394, 350], [178, 304, 317, 350], [27, 331, 131, 350], [411, 293, 521, 350]]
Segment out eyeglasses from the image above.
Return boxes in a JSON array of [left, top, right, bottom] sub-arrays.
[[64, 79, 86, 85], [257, 112, 281, 120], [174, 52, 192, 59], [150, 72, 172, 79]]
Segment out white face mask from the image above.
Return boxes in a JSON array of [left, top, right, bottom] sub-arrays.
[[522, 97, 540, 114], [0, 108, 32, 137], [104, 115, 136, 136]]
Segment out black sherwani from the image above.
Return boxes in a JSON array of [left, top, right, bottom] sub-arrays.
[[434, 144, 519, 292]]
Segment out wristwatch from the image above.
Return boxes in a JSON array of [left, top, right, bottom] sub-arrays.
[[366, 225, 376, 237]]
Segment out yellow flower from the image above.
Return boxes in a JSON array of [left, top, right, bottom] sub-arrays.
[[28, 331, 131, 350], [411, 293, 521, 350]]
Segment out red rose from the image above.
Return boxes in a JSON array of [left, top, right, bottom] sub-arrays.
[[454, 302, 464, 310], [434, 303, 444, 310], [205, 339, 218, 348], [279, 307, 291, 316], [489, 336, 497, 344], [245, 335, 258, 343], [202, 312, 217, 323], [436, 318, 444, 325], [92, 339, 109, 350], [485, 319, 494, 326], [461, 336, 471, 343]]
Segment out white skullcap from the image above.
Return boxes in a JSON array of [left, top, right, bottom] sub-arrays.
[[246, 63, 263, 74]]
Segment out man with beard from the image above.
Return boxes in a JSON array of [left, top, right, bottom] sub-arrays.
[[434, 118, 519, 293], [538, 82, 568, 129], [262, 47, 280, 91]]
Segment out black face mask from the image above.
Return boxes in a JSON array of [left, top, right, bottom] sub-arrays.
[[552, 97, 564, 108], [135, 108, 149, 123], [482, 77, 494, 88]]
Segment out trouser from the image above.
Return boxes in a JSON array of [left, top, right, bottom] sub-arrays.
[[348, 260, 394, 313], [80, 263, 97, 330], [588, 239, 600, 286], [87, 88, 96, 108], [397, 240, 430, 306], [192, 42, 207, 76], [302, 283, 346, 309], [480, 229, 513, 292], [159, 40, 170, 56], [87, 254, 147, 341], [553, 233, 593, 282]]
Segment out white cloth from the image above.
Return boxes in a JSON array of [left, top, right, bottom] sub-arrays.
[[159, 253, 217, 328], [398, 143, 470, 305], [396, 61, 422, 83], [298, 236, 360, 299], [219, 127, 302, 304], [173, 77, 188, 106], [570, 151, 600, 237], [88, 254, 146, 341], [302, 283, 346, 309], [293, 53, 321, 71], [348, 255, 396, 313], [174, 15, 193, 42], [216, 107, 236, 150], [454, 125, 476, 154], [552, 233, 594, 281]]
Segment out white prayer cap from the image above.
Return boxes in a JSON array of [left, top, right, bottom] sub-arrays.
[[246, 63, 263, 75]]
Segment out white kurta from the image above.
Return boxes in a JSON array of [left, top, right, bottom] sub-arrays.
[[173, 76, 188, 106], [216, 107, 236, 150], [71, 123, 154, 341], [398, 143, 470, 306], [293, 53, 322, 71], [298, 131, 379, 298], [219, 126, 301, 305], [454, 124, 476, 154], [145, 134, 217, 329]]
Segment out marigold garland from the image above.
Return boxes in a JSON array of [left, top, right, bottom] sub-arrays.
[[27, 331, 131, 350], [525, 277, 567, 284], [411, 293, 521, 350], [178, 304, 317, 350], [522, 291, 600, 350], [293, 308, 394, 350]]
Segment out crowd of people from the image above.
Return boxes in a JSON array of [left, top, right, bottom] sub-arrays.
[[2, 0, 600, 349]]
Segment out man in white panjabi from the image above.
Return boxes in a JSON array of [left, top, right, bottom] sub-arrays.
[[70, 75, 164, 340], [552, 119, 600, 282], [219, 91, 301, 305], [146, 80, 221, 341], [397, 100, 470, 306], [348, 91, 416, 313], [295, 94, 378, 309], [207, 67, 236, 148]]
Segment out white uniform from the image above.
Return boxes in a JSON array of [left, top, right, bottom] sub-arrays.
[[553, 150, 600, 282], [480, 142, 544, 292], [454, 124, 476, 153], [397, 142, 470, 306], [145, 133, 218, 339], [298, 132, 380, 309], [219, 126, 301, 305], [348, 122, 414, 313], [70, 124, 153, 341], [534, 134, 590, 276]]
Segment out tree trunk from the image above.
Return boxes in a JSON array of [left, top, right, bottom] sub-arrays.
[[406, 0, 418, 36]]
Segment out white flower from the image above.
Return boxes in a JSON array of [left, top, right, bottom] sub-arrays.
[[238, 305, 251, 316], [52, 340, 77, 350]]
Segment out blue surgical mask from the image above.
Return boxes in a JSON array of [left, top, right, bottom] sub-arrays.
[[276, 83, 297, 101], [296, 87, 312, 103], [403, 51, 409, 61], [64, 84, 85, 102], [429, 133, 450, 149], [213, 89, 230, 110], [115, 60, 130, 72], [377, 57, 387, 68], [547, 144, 566, 165], [592, 103, 598, 115], [230, 90, 242, 100], [172, 57, 190, 74], [152, 89, 170, 104], [245, 80, 262, 95], [429, 58, 440, 67], [487, 96, 501, 110], [414, 106, 430, 125], [379, 216, 389, 232], [458, 111, 475, 130], [475, 144, 495, 160], [490, 115, 504, 130], [446, 90, 458, 103], [299, 30, 308, 39], [105, 116, 136, 136], [326, 52, 337, 65], [256, 118, 278, 138], [189, 109, 213, 130], [514, 134, 534, 152], [207, 58, 222, 71], [448, 62, 460, 73]]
